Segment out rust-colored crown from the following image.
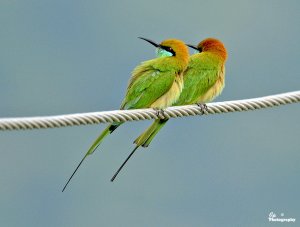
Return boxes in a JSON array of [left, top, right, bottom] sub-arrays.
[[198, 38, 227, 61]]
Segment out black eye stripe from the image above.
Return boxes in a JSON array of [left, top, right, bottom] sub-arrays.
[[198, 47, 203, 53], [160, 45, 176, 56]]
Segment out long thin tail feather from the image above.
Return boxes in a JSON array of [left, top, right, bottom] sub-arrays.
[[110, 119, 169, 182], [110, 145, 139, 182], [62, 123, 121, 192]]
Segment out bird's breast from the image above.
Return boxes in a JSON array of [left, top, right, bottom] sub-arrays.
[[150, 73, 184, 109], [198, 66, 225, 103]]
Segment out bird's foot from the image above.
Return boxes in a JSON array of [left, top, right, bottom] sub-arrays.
[[196, 103, 208, 114], [155, 109, 166, 119]]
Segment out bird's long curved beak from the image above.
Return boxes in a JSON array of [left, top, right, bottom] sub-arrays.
[[138, 37, 160, 48], [186, 44, 198, 51]]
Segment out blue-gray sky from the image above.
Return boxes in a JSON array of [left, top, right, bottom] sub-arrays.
[[0, 1, 299, 226]]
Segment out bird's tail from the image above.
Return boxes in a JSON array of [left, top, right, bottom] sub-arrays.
[[62, 123, 122, 192], [134, 119, 169, 147], [86, 123, 121, 156], [110, 119, 168, 181]]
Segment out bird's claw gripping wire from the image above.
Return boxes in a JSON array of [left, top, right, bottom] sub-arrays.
[[155, 109, 166, 119], [196, 103, 208, 114]]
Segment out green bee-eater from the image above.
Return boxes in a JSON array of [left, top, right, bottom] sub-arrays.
[[111, 38, 227, 181], [62, 38, 189, 191]]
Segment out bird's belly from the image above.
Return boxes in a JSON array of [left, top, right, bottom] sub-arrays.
[[150, 75, 184, 109], [198, 70, 225, 103]]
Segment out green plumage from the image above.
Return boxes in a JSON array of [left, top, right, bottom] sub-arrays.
[[134, 50, 226, 148], [63, 38, 189, 189], [134, 119, 168, 147], [85, 58, 179, 156], [121, 59, 177, 110], [175, 52, 223, 105], [114, 38, 227, 182]]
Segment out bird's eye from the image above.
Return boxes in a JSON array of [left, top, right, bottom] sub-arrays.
[[166, 47, 172, 52], [197, 47, 203, 53], [168, 47, 175, 55]]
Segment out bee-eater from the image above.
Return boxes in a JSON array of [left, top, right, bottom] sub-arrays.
[[62, 38, 189, 191], [111, 38, 227, 181]]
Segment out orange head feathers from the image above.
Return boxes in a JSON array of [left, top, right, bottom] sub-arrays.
[[188, 38, 227, 61], [159, 39, 189, 66], [138, 37, 189, 70]]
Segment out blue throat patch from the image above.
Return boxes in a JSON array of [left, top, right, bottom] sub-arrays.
[[156, 48, 173, 57]]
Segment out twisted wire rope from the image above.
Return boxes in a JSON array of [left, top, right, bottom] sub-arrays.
[[0, 91, 299, 131]]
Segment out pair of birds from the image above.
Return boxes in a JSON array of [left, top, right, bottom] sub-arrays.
[[62, 37, 228, 191]]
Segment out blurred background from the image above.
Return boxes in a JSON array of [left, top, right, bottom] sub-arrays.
[[0, 0, 299, 226]]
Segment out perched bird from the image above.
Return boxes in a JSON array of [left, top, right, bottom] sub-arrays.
[[62, 37, 189, 191], [115, 38, 227, 179]]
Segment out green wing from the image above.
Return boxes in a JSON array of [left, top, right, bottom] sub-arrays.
[[175, 53, 221, 105], [121, 59, 176, 109]]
